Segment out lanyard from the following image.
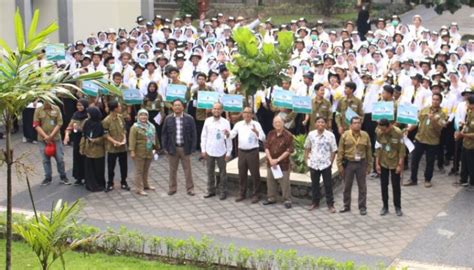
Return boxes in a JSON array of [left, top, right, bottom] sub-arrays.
[[348, 130, 361, 146]]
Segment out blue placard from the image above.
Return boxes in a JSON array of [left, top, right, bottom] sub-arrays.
[[166, 84, 188, 102], [45, 43, 65, 61], [292, 95, 312, 114], [82, 81, 99, 97], [372, 101, 394, 121], [345, 107, 358, 126], [123, 89, 143, 105], [396, 103, 418, 125], [197, 91, 220, 109], [222, 94, 243, 112], [272, 88, 294, 109]]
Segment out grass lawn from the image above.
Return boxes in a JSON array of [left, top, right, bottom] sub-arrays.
[[0, 239, 200, 270]]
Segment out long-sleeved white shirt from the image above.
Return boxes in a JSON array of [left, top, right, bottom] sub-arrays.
[[229, 120, 265, 150], [201, 116, 232, 157]]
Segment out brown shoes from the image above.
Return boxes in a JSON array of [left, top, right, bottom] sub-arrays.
[[235, 196, 245, 202], [145, 186, 156, 191], [308, 203, 320, 211], [167, 190, 176, 196], [403, 180, 417, 186], [424, 182, 432, 188], [136, 191, 148, 196], [328, 206, 336, 213]]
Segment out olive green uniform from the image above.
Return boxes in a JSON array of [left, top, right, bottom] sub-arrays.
[[335, 96, 364, 131], [337, 130, 372, 210], [309, 97, 332, 131], [33, 105, 63, 141], [129, 124, 160, 192]]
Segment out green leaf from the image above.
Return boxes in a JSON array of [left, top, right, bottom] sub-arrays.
[[28, 9, 40, 42], [262, 42, 274, 58], [14, 8, 25, 51], [0, 38, 13, 55]]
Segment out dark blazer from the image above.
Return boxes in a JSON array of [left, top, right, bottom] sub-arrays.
[[161, 113, 197, 155]]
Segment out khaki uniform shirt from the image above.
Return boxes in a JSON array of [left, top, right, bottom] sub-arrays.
[[337, 130, 372, 168], [102, 113, 127, 153], [33, 105, 63, 141], [309, 98, 332, 131], [463, 110, 474, 150], [335, 96, 364, 131], [80, 136, 105, 158], [415, 106, 446, 145], [142, 94, 165, 116], [375, 126, 406, 169], [128, 124, 159, 159]]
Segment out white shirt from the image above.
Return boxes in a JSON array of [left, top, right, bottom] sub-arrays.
[[304, 129, 337, 170], [201, 116, 232, 157], [229, 120, 266, 150]]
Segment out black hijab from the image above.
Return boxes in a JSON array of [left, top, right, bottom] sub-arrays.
[[145, 81, 158, 101], [71, 99, 89, 120], [82, 107, 104, 138]]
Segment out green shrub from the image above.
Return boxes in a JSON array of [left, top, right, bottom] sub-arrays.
[[291, 134, 308, 174]]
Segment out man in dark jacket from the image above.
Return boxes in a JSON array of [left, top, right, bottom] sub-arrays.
[[162, 99, 197, 196]]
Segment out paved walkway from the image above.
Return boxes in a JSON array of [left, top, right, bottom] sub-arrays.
[[399, 4, 474, 36], [1, 130, 472, 268]]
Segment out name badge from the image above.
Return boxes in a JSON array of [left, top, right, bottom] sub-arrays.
[[216, 131, 221, 140], [385, 145, 391, 152], [152, 103, 156, 110], [426, 119, 430, 126], [50, 120, 55, 125], [248, 136, 253, 144]]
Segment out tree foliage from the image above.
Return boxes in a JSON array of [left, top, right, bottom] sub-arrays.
[[14, 200, 86, 270], [226, 27, 294, 98], [422, 0, 474, 14]]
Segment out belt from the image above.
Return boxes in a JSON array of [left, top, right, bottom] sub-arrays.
[[175, 144, 184, 147], [239, 148, 259, 153]]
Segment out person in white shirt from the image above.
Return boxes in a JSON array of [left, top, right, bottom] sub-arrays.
[[224, 107, 266, 203], [201, 102, 232, 200], [305, 116, 338, 213]]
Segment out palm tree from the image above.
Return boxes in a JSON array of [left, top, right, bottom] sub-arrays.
[[0, 9, 119, 269]]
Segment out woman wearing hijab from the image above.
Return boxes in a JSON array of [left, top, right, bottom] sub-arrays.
[[142, 82, 165, 146], [80, 107, 106, 192], [64, 99, 89, 185], [129, 109, 159, 196]]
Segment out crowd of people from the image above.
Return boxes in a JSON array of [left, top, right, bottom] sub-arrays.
[[19, 8, 474, 217]]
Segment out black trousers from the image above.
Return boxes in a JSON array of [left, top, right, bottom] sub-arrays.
[[410, 141, 438, 183], [362, 113, 376, 171], [107, 151, 128, 186], [22, 108, 37, 141], [309, 167, 334, 206], [438, 122, 454, 168], [380, 167, 401, 209], [451, 138, 463, 173], [196, 120, 204, 151], [460, 147, 474, 185], [85, 157, 106, 192]]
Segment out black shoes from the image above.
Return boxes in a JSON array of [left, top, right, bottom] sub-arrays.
[[262, 200, 276, 206], [203, 193, 216, 199], [121, 184, 131, 191], [395, 208, 403, 216], [73, 179, 83, 186], [41, 178, 52, 186], [284, 202, 292, 209], [219, 193, 227, 200], [380, 207, 389, 216], [60, 177, 71, 185], [339, 207, 350, 213], [360, 208, 367, 216]]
